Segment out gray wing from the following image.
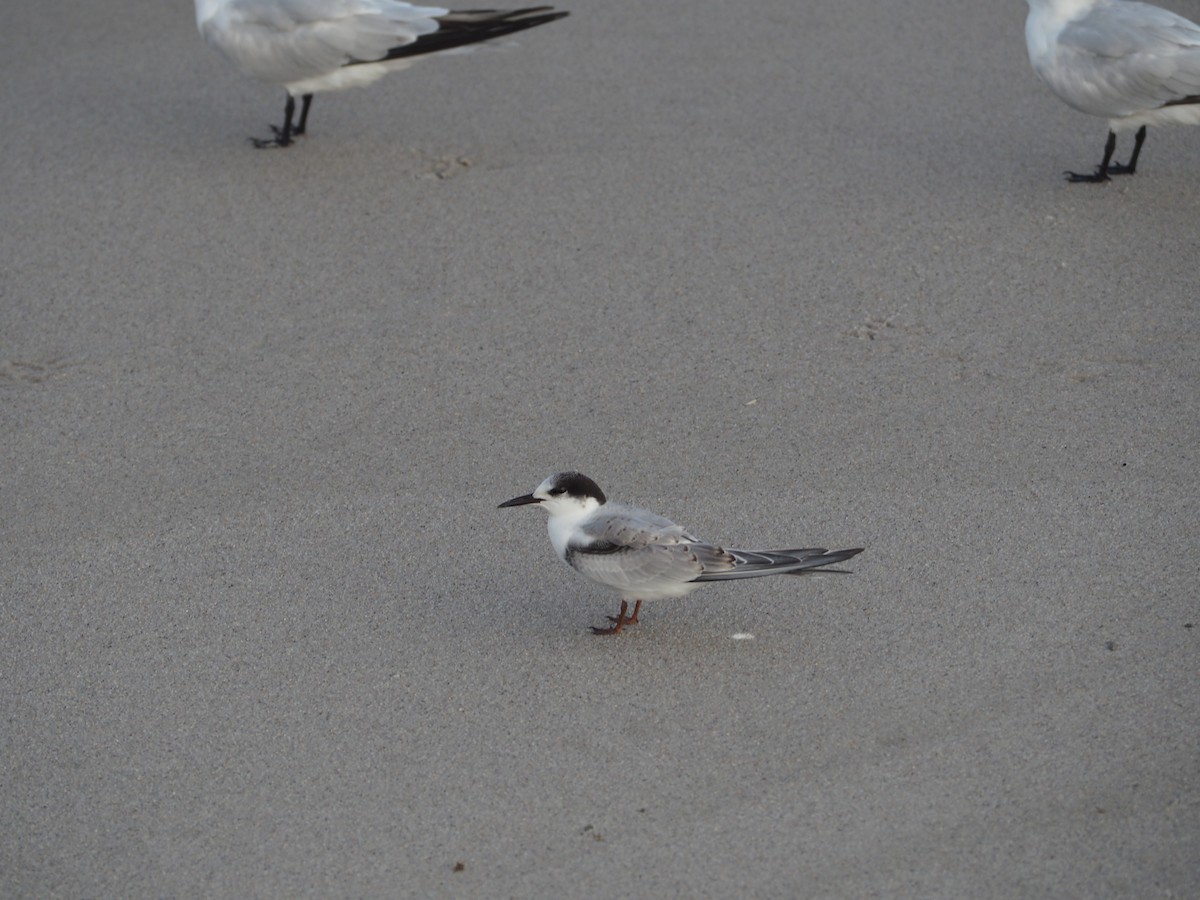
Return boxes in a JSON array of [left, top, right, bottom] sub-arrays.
[[564, 506, 739, 593], [203, 0, 441, 84], [693, 547, 864, 581], [1048, 4, 1200, 116]]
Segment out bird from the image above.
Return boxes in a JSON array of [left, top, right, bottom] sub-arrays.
[[1023, 0, 1200, 182], [193, 1, 569, 147], [498, 472, 864, 635]]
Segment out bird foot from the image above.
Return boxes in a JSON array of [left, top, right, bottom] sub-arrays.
[[606, 609, 640, 626], [1065, 168, 1110, 183], [1106, 161, 1136, 176], [249, 125, 294, 149], [591, 600, 641, 636]]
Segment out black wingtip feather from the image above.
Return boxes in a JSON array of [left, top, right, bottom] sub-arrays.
[[782, 548, 864, 574], [362, 7, 569, 65]]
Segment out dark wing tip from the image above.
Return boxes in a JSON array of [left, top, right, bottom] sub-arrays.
[[783, 547, 864, 575], [374, 6, 569, 63], [815, 547, 864, 566]]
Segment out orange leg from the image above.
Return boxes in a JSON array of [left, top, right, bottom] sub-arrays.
[[591, 599, 642, 635]]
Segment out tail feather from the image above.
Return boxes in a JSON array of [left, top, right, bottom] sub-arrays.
[[694, 547, 863, 581], [362, 7, 569, 64]]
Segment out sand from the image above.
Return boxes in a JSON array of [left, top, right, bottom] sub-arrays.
[[2, 0, 1197, 896]]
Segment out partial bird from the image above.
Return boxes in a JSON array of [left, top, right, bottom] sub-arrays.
[[194, 1, 569, 147], [1024, 0, 1200, 181], [499, 472, 864, 635]]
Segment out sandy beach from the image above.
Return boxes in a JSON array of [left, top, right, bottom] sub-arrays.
[[3, 1, 1197, 896]]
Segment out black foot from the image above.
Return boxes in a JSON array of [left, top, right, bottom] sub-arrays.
[[1064, 128, 1137, 183], [249, 125, 294, 149], [1065, 168, 1110, 183]]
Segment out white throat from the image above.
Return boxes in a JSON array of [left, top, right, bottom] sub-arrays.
[[545, 497, 602, 559]]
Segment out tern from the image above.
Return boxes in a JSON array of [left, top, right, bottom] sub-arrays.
[[499, 472, 864, 635], [194, 1, 569, 147], [1024, 0, 1200, 181]]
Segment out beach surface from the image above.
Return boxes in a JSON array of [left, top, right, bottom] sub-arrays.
[[3, 1, 1197, 896]]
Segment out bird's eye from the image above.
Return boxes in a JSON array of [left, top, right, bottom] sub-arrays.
[[548, 488, 564, 496]]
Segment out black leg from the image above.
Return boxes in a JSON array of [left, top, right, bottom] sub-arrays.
[[251, 93, 296, 148], [294, 94, 313, 136], [1066, 129, 1116, 183], [1108, 125, 1147, 176]]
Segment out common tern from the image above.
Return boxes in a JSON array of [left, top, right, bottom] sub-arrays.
[[194, 1, 568, 147], [499, 472, 864, 635], [1024, 0, 1200, 181]]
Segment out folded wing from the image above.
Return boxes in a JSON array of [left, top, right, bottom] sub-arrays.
[[200, 0, 447, 86], [693, 547, 864, 581], [1051, 5, 1200, 116], [566, 505, 862, 592]]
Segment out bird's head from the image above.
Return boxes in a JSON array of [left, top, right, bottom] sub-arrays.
[[498, 471, 607, 517]]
